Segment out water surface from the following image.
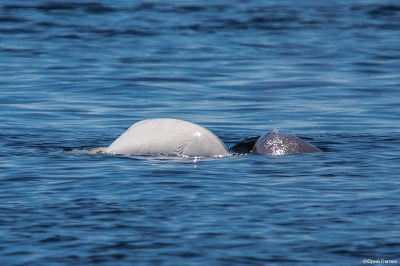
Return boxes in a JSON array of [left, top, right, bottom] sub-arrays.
[[1, 1, 399, 265]]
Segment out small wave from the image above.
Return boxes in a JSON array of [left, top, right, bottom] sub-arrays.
[[67, 147, 107, 155], [66, 147, 230, 160], [3, 2, 116, 14]]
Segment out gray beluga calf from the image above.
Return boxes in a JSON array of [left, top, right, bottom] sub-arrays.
[[229, 132, 322, 155], [251, 131, 322, 155], [106, 118, 229, 157]]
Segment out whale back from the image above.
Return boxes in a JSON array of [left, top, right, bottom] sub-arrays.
[[106, 119, 228, 157], [251, 132, 322, 155]]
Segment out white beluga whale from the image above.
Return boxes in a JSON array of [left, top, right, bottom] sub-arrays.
[[106, 118, 229, 157]]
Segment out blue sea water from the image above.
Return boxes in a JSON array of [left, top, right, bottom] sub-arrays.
[[1, 0, 399, 265]]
